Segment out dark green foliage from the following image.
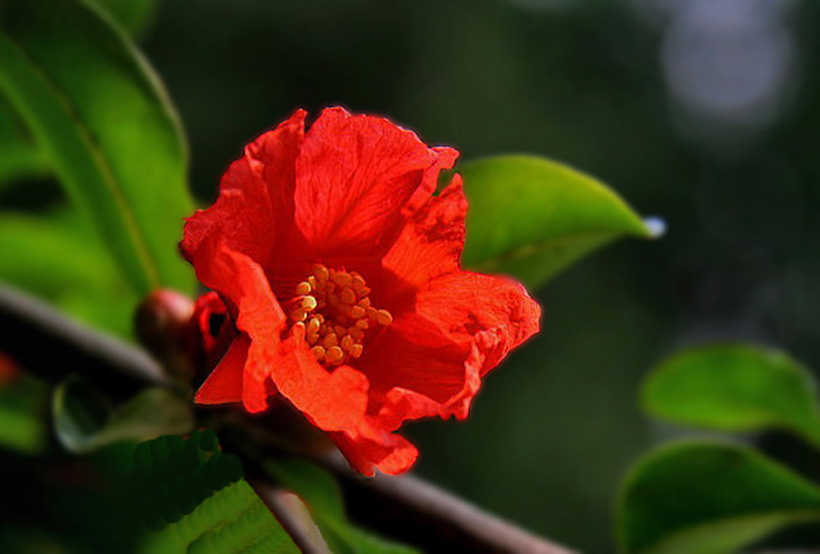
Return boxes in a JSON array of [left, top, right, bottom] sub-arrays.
[[618, 441, 820, 554], [131, 431, 299, 554], [620, 345, 820, 553], [131, 431, 243, 529], [642, 344, 820, 447]]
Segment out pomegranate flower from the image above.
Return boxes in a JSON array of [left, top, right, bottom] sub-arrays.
[[181, 108, 540, 475]]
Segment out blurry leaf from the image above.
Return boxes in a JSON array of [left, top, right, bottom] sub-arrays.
[[617, 441, 820, 554], [133, 431, 300, 554], [52, 377, 193, 453], [0, 211, 139, 337], [92, 0, 158, 37], [268, 458, 420, 554], [458, 155, 660, 289], [0, 372, 48, 455], [642, 343, 820, 449], [0, 0, 195, 296], [0, 93, 47, 186]]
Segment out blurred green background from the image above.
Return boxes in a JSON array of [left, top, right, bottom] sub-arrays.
[[6, 0, 820, 552]]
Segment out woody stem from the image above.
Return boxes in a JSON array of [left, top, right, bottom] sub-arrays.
[[0, 284, 575, 554]]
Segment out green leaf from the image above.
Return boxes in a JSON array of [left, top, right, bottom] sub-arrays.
[[92, 0, 159, 37], [458, 155, 660, 289], [617, 441, 820, 554], [0, 93, 48, 185], [0, 0, 195, 296], [267, 458, 420, 554], [0, 372, 48, 455], [642, 343, 820, 449], [0, 211, 139, 337], [52, 377, 193, 453], [132, 431, 300, 554]]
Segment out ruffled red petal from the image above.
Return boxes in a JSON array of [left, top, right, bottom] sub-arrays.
[[365, 271, 540, 427], [195, 335, 249, 405], [381, 175, 467, 297], [181, 110, 305, 267], [186, 235, 286, 412], [294, 108, 457, 258], [331, 428, 419, 476]]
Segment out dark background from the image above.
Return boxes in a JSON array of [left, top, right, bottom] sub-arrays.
[[137, 1, 819, 551]]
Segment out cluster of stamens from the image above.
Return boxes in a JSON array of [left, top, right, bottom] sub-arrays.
[[288, 264, 393, 367]]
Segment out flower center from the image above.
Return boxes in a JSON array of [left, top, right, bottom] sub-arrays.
[[288, 264, 392, 367]]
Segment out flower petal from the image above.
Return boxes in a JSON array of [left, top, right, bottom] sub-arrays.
[[418, 271, 541, 375], [331, 428, 419, 476], [181, 109, 306, 266], [294, 107, 457, 257], [364, 271, 540, 424], [195, 335, 249, 405], [186, 234, 288, 412], [381, 175, 467, 296], [272, 331, 371, 431]]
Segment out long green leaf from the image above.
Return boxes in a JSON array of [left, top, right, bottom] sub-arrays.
[[617, 441, 820, 554], [0, 92, 47, 185], [0, 0, 194, 296], [0, 211, 138, 336], [642, 343, 820, 449], [458, 155, 660, 289]]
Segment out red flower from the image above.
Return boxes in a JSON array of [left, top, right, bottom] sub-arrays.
[[181, 108, 540, 475]]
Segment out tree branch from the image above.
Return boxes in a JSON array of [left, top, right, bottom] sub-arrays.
[[0, 284, 576, 554], [0, 284, 171, 398]]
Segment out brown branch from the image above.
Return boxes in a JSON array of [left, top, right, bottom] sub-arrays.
[[0, 283, 576, 554], [251, 481, 333, 554], [325, 451, 575, 554], [0, 284, 172, 398]]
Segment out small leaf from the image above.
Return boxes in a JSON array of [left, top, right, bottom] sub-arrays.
[[52, 377, 193, 453], [52, 376, 111, 452], [617, 440, 820, 554], [267, 458, 420, 554], [458, 155, 659, 289], [133, 431, 300, 554], [0, 0, 195, 296], [642, 343, 820, 449]]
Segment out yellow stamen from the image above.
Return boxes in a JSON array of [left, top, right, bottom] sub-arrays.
[[287, 264, 392, 368], [326, 346, 344, 365]]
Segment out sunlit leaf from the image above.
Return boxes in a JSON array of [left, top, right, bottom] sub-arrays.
[[52, 377, 193, 453], [0, 93, 47, 186], [133, 431, 300, 554], [268, 458, 420, 554], [0, 211, 138, 337], [642, 343, 820, 449], [0, 0, 195, 296], [458, 155, 660, 289], [617, 441, 820, 554]]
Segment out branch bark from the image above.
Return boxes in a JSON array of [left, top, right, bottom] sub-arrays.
[[0, 284, 171, 398], [0, 284, 576, 554]]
